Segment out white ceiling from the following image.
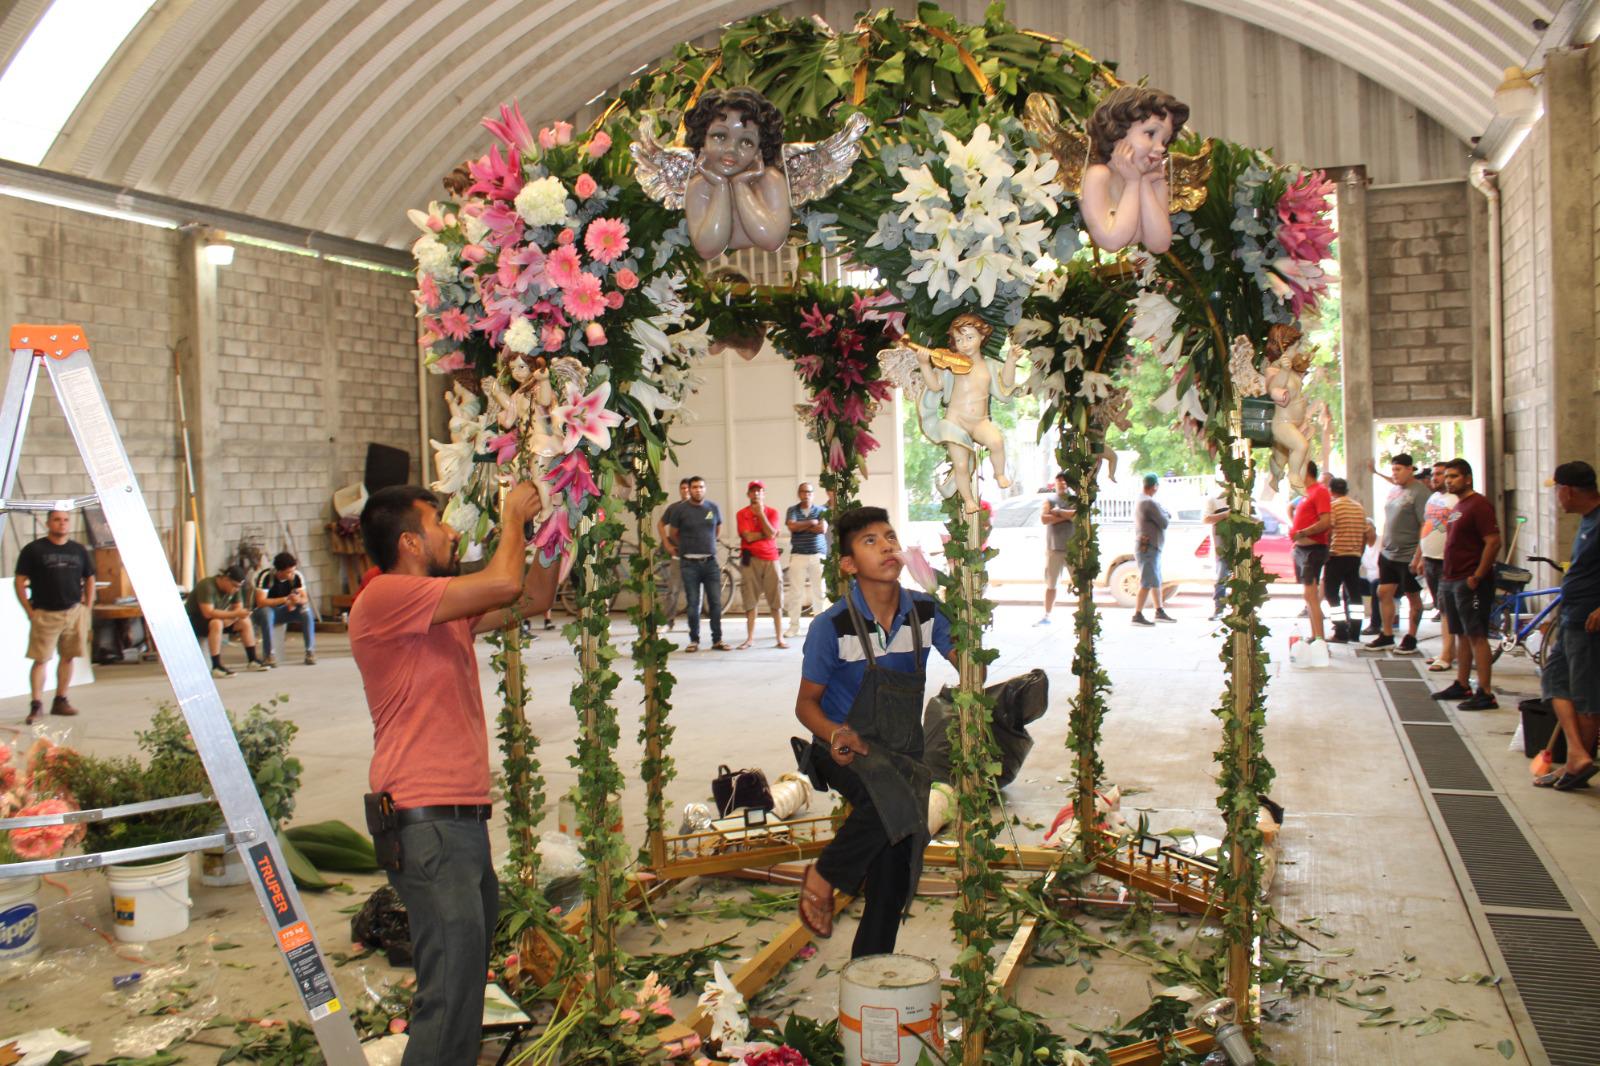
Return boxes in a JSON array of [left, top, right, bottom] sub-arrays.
[[0, 0, 1560, 248]]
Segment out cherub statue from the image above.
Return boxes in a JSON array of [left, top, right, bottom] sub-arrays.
[[481, 374, 528, 431], [1228, 334, 1267, 398], [1262, 324, 1314, 495], [632, 87, 870, 261], [1088, 385, 1133, 482], [1022, 90, 1209, 254], [879, 314, 1024, 513], [510, 356, 563, 520], [430, 383, 486, 497]]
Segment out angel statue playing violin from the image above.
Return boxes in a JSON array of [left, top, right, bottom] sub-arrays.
[[879, 314, 1025, 514], [1023, 89, 1209, 255], [632, 87, 869, 261]]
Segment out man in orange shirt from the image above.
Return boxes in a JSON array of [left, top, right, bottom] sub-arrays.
[[1323, 478, 1371, 641], [350, 483, 558, 1065], [736, 480, 787, 649]]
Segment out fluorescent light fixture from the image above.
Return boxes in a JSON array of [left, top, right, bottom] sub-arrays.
[[0, 183, 175, 228], [0, 0, 160, 164]]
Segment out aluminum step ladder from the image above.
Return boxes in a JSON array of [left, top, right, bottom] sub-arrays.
[[0, 325, 364, 1064]]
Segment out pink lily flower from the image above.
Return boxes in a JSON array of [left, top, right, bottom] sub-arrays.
[[545, 450, 600, 504], [476, 293, 524, 346], [812, 392, 839, 419], [866, 379, 893, 402], [835, 328, 864, 357], [800, 303, 835, 339], [553, 381, 623, 452], [827, 439, 847, 471], [836, 360, 864, 388], [432, 350, 467, 372], [479, 202, 525, 245], [841, 394, 866, 425], [793, 354, 823, 381], [534, 508, 572, 557], [487, 428, 520, 464], [896, 546, 939, 593], [531, 299, 569, 327], [482, 101, 536, 155], [465, 145, 524, 201], [497, 244, 549, 295], [855, 429, 880, 454]]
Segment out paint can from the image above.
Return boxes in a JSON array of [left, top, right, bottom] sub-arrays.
[[839, 953, 943, 1065]]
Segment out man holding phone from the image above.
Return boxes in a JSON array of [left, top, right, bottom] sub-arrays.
[[252, 552, 316, 665]]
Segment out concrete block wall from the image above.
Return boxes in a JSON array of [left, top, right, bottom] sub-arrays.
[[0, 197, 421, 615], [1365, 182, 1476, 420], [215, 244, 339, 591], [0, 198, 185, 573], [1499, 120, 1554, 562]]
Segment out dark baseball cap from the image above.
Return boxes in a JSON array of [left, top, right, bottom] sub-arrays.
[[1547, 461, 1598, 491], [222, 564, 248, 582]]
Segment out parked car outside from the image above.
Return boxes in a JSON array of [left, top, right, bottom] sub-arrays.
[[901, 491, 1214, 606], [1194, 500, 1297, 584]]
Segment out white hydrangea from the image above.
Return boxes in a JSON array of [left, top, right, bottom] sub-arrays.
[[504, 316, 538, 354], [461, 211, 489, 245], [412, 233, 454, 280], [515, 176, 568, 227]]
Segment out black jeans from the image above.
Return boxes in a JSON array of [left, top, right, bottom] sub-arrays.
[[387, 818, 498, 1065], [813, 739, 914, 958], [680, 556, 722, 644]]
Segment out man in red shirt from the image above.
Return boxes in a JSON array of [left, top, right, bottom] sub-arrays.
[[350, 482, 557, 1065], [736, 480, 787, 649], [1429, 458, 1503, 710], [1289, 460, 1333, 643]]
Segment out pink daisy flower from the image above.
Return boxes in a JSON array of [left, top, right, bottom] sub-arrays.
[[437, 308, 471, 341], [546, 245, 584, 289], [583, 218, 629, 264], [561, 273, 606, 321]]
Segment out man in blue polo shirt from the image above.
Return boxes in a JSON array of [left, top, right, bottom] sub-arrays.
[[793, 506, 954, 957]]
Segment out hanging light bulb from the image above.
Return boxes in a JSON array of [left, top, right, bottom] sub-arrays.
[[1492, 66, 1541, 121]]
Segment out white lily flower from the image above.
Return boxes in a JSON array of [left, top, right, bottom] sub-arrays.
[[1129, 291, 1181, 345], [1004, 216, 1048, 262], [893, 164, 947, 209], [1034, 269, 1070, 300], [628, 376, 682, 413], [939, 123, 1010, 182], [1011, 150, 1062, 215], [1062, 346, 1085, 372], [1078, 370, 1115, 402], [950, 237, 1011, 307], [629, 318, 672, 369], [913, 205, 960, 245], [906, 245, 955, 301]]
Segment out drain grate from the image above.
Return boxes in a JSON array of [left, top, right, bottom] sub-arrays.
[[1384, 680, 1449, 723], [1487, 913, 1600, 1066], [1433, 794, 1570, 911], [1403, 723, 1493, 791], [1374, 659, 1421, 679]]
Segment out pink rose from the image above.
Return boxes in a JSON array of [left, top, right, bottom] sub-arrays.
[[553, 121, 573, 145], [588, 131, 612, 158], [603, 290, 624, 310], [614, 268, 639, 290], [584, 322, 607, 345], [538, 127, 558, 150], [574, 173, 598, 199], [557, 228, 575, 245], [541, 325, 566, 351]]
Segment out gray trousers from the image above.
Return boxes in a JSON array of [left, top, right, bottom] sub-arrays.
[[388, 819, 498, 1066]]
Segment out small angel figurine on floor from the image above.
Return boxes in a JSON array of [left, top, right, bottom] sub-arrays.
[[1079, 87, 1191, 254], [880, 314, 1024, 513], [632, 87, 869, 261]]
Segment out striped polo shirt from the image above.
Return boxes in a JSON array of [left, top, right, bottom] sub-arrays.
[[1328, 496, 1368, 557], [800, 582, 953, 725]]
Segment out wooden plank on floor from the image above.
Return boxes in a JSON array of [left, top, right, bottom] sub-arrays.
[[994, 870, 1056, 998], [1106, 1027, 1214, 1064], [686, 892, 851, 1037]]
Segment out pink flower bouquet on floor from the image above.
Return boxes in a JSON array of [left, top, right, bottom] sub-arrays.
[[0, 739, 84, 865]]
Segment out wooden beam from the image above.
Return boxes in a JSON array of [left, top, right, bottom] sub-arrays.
[[994, 870, 1056, 999], [685, 892, 851, 1038], [1106, 1028, 1214, 1064]]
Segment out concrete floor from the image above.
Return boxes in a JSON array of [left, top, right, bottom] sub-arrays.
[[0, 589, 1587, 1063]]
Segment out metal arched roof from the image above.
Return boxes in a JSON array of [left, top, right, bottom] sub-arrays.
[[0, 0, 1556, 248]]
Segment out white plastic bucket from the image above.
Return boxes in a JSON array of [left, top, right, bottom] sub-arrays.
[[107, 855, 192, 942], [840, 954, 943, 1066], [0, 877, 43, 964], [199, 847, 250, 887]]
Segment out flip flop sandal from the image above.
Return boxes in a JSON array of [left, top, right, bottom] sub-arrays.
[[684, 644, 699, 653], [1555, 765, 1599, 791], [1427, 659, 1453, 672], [712, 642, 733, 651], [798, 865, 833, 939], [1533, 768, 1565, 788]]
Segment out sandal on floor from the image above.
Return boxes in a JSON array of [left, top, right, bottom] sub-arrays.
[[1533, 768, 1564, 788], [1426, 658, 1453, 671], [711, 641, 732, 651], [684, 643, 699, 653], [798, 864, 833, 939], [736, 640, 754, 650]]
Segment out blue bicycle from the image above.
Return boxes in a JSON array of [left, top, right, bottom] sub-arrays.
[[1488, 555, 1565, 667]]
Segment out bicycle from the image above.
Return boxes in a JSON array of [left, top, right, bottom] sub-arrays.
[[556, 545, 679, 618], [1487, 555, 1565, 667]]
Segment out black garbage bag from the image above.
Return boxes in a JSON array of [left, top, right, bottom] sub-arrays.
[[922, 669, 1049, 788], [351, 884, 413, 967]]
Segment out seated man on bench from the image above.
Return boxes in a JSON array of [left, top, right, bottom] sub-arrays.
[[253, 552, 316, 666]]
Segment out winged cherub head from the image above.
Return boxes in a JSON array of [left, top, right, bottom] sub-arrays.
[[683, 87, 785, 179], [1086, 86, 1190, 170], [948, 313, 994, 356]]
